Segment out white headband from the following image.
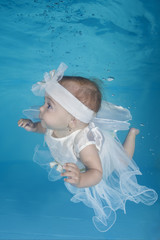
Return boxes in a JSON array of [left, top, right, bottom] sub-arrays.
[[31, 62, 95, 123]]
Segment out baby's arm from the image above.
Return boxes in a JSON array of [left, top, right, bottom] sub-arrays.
[[62, 145, 103, 188], [18, 119, 46, 133]]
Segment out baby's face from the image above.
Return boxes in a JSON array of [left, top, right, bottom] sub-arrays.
[[39, 94, 72, 131]]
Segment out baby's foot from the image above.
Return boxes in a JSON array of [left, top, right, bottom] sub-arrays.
[[129, 128, 140, 136]]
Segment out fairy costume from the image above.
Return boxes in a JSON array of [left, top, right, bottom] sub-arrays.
[[24, 63, 158, 232]]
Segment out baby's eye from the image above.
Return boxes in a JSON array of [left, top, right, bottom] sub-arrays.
[[47, 103, 52, 109]]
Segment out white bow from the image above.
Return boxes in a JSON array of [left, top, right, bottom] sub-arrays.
[[31, 62, 68, 97]]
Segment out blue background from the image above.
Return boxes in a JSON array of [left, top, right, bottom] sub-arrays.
[[0, 0, 160, 239]]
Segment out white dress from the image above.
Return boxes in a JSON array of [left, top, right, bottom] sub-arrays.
[[33, 122, 158, 232]]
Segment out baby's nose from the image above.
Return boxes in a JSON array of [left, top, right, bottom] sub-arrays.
[[39, 105, 44, 119], [40, 105, 45, 114], [40, 104, 44, 111]]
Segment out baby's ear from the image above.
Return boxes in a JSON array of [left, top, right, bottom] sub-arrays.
[[70, 117, 77, 128]]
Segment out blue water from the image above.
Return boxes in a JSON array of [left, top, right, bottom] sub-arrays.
[[0, 0, 160, 239]]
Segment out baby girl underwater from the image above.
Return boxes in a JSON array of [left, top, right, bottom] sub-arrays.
[[18, 62, 158, 232]]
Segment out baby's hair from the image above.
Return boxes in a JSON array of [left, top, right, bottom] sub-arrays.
[[59, 76, 102, 113]]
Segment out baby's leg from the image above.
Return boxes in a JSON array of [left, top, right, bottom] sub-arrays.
[[123, 128, 140, 159]]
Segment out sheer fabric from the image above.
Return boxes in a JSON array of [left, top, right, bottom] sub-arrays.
[[33, 122, 158, 232]]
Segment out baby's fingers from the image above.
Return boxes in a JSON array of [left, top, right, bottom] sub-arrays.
[[62, 171, 79, 185], [61, 171, 78, 179], [18, 119, 34, 131], [62, 163, 80, 185], [63, 163, 79, 172], [64, 177, 79, 184], [18, 119, 24, 126], [18, 119, 27, 128]]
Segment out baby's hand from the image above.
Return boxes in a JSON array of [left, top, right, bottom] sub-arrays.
[[61, 163, 81, 186], [18, 118, 36, 132]]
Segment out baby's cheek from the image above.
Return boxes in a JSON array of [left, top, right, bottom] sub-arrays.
[[41, 119, 47, 128]]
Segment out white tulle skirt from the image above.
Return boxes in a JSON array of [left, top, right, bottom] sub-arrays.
[[33, 130, 158, 232]]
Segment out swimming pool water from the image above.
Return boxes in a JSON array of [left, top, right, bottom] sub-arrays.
[[0, 0, 160, 239]]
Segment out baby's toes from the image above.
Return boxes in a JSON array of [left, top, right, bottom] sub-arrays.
[[130, 128, 140, 136]]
